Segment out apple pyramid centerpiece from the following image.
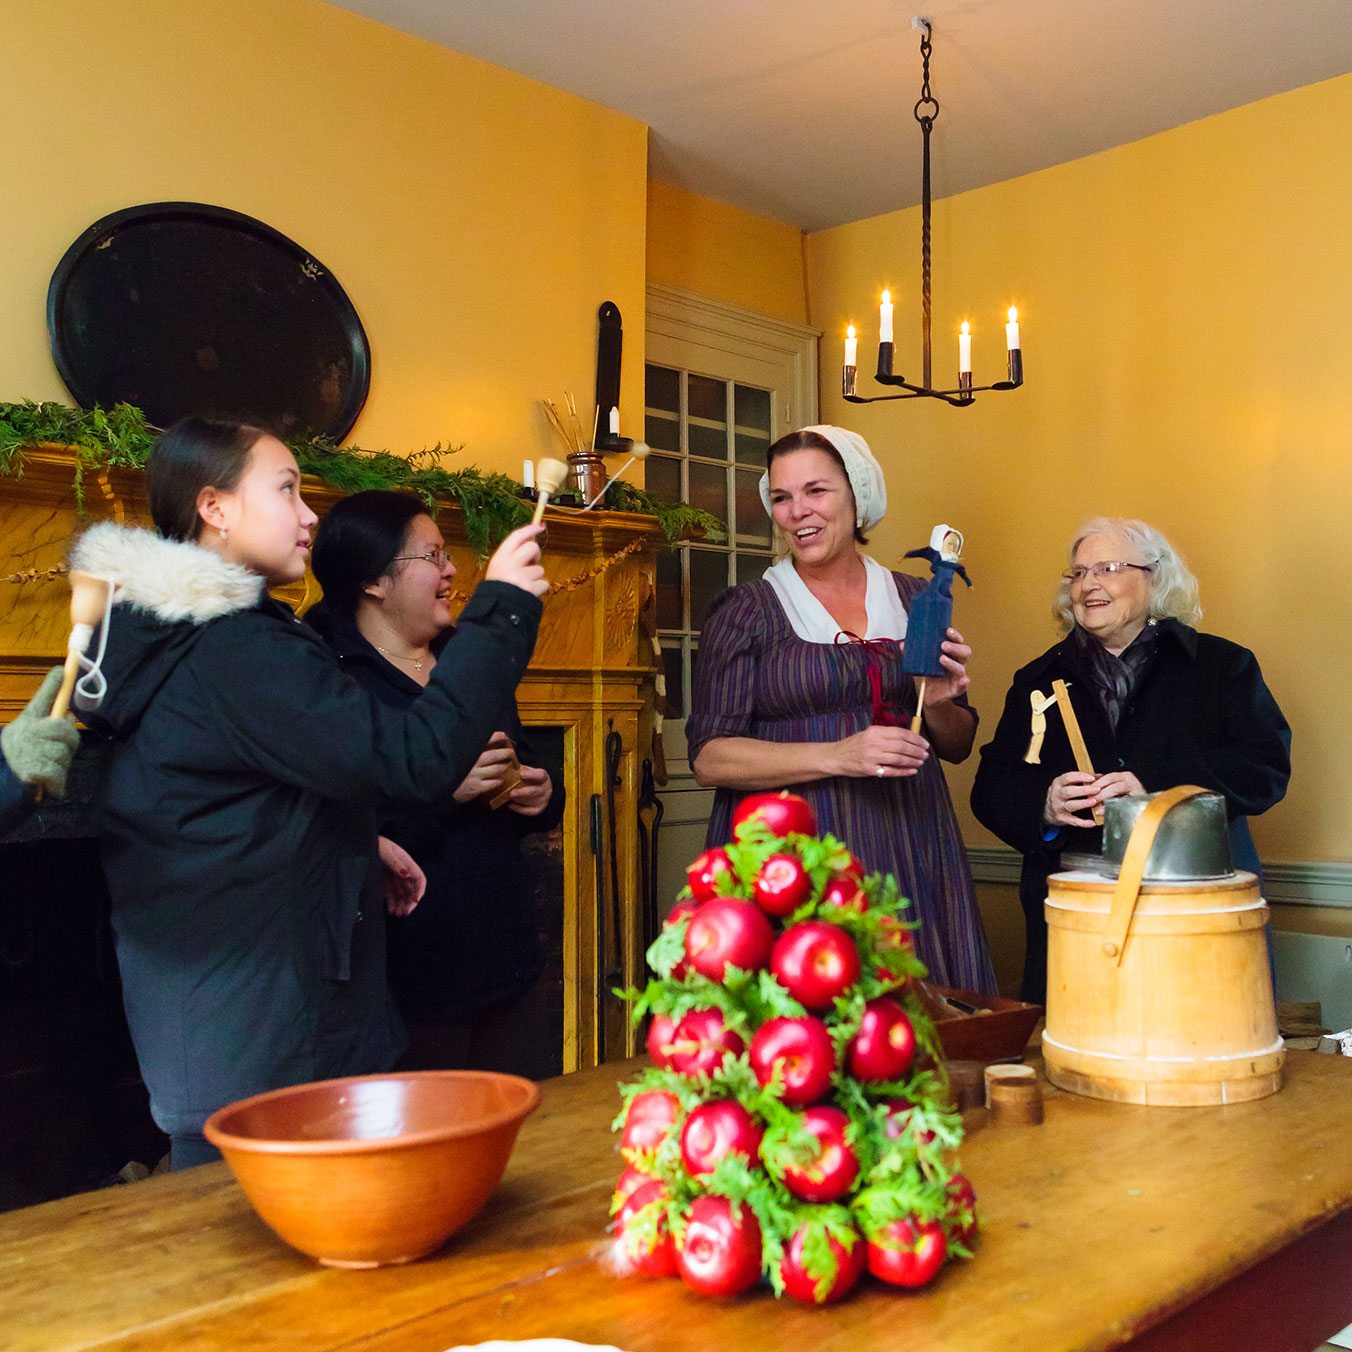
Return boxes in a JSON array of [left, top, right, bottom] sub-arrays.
[[611, 792, 977, 1304]]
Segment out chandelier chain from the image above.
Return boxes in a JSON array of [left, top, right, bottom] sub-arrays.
[[916, 21, 936, 386]]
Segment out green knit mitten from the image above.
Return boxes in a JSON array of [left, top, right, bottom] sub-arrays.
[[1, 667, 80, 797]]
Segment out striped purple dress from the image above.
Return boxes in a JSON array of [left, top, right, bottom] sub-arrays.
[[686, 574, 996, 994]]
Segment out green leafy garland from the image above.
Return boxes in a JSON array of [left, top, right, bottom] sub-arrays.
[[0, 400, 723, 558]]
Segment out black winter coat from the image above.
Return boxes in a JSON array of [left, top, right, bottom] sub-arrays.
[[319, 611, 565, 1023], [0, 759, 26, 835], [72, 524, 541, 1137], [970, 620, 1290, 1003]]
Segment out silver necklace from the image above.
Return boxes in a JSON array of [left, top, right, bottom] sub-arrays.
[[375, 644, 427, 673]]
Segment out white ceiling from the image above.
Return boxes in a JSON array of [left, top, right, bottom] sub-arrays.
[[328, 0, 1352, 232]]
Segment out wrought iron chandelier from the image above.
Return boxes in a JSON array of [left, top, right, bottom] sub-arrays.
[[843, 18, 1024, 408]]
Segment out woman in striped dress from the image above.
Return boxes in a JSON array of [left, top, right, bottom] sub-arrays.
[[686, 426, 995, 993]]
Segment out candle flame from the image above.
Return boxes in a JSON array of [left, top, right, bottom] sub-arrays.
[[960, 321, 970, 335], [847, 324, 856, 339], [881, 290, 892, 304], [1007, 306, 1018, 323]]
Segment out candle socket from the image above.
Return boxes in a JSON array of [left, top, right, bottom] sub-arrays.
[[842, 364, 857, 397], [876, 341, 894, 379], [1007, 348, 1023, 385], [958, 371, 973, 399]]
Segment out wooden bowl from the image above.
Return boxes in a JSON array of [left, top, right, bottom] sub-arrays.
[[203, 1071, 541, 1268], [928, 986, 1044, 1065]]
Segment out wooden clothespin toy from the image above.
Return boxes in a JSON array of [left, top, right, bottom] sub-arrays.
[[531, 457, 569, 527], [1024, 688, 1059, 764]]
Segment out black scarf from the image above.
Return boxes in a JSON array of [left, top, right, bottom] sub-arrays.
[[1073, 620, 1160, 731]]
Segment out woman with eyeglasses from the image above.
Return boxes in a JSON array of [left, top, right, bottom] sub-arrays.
[[308, 491, 563, 1078], [72, 420, 546, 1167], [970, 517, 1290, 1004]]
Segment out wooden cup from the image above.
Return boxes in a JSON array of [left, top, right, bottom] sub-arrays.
[[985, 1063, 1044, 1125]]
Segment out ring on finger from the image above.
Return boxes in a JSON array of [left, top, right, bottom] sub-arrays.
[[876, 765, 886, 778]]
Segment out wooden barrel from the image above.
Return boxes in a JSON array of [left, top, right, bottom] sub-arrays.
[[1043, 867, 1284, 1104]]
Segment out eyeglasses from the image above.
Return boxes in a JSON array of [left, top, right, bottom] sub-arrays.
[[1062, 561, 1152, 583], [393, 547, 450, 568]]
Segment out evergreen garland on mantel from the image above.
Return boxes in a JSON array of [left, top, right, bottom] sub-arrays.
[[0, 400, 723, 558]]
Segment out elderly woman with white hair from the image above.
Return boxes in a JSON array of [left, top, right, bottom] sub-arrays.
[[687, 425, 996, 993], [970, 516, 1291, 1004]]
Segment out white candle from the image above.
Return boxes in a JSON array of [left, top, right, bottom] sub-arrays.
[[608, 405, 620, 435], [522, 459, 535, 489], [879, 290, 894, 343], [1005, 306, 1021, 351], [958, 321, 971, 374], [844, 324, 857, 368]]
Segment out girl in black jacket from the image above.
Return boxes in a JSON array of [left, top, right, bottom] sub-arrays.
[[74, 419, 546, 1167]]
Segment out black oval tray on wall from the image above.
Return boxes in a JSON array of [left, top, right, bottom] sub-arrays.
[[47, 202, 371, 441]]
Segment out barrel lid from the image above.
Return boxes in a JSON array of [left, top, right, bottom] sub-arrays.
[[1101, 790, 1234, 881]]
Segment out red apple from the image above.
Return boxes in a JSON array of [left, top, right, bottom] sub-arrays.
[[664, 897, 701, 929], [820, 875, 868, 912], [620, 1089, 682, 1158], [748, 1015, 836, 1105], [838, 853, 865, 881], [680, 1099, 764, 1177], [646, 1013, 679, 1069], [779, 1221, 866, 1304], [684, 897, 774, 981], [686, 847, 736, 901], [945, 1173, 979, 1247], [663, 897, 701, 979], [876, 914, 915, 953], [881, 1097, 936, 1147], [669, 1007, 746, 1078], [864, 1215, 947, 1288], [676, 1194, 763, 1297], [613, 1164, 659, 1210], [847, 998, 917, 1082], [770, 920, 861, 1011], [615, 1178, 678, 1277], [771, 1105, 860, 1203], [730, 791, 817, 840], [752, 853, 812, 918]]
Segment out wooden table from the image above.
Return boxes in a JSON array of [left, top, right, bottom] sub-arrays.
[[4, 1052, 1352, 1352]]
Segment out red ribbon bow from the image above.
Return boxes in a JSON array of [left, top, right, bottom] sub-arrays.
[[834, 630, 910, 727]]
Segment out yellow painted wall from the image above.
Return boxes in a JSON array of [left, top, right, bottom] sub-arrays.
[[647, 180, 808, 325], [806, 73, 1352, 867], [2, 0, 647, 470]]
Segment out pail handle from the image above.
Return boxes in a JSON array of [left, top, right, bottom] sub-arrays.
[[1101, 785, 1211, 965]]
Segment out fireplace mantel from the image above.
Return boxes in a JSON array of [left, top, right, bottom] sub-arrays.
[[0, 445, 666, 1070]]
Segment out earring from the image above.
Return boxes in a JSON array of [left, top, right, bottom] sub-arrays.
[[219, 527, 229, 541]]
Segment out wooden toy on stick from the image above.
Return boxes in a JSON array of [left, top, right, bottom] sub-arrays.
[[582, 441, 650, 511], [51, 570, 115, 721], [902, 525, 971, 733], [531, 457, 569, 526]]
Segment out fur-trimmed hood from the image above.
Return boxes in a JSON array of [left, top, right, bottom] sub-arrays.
[[69, 524, 266, 734], [70, 523, 263, 622]]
